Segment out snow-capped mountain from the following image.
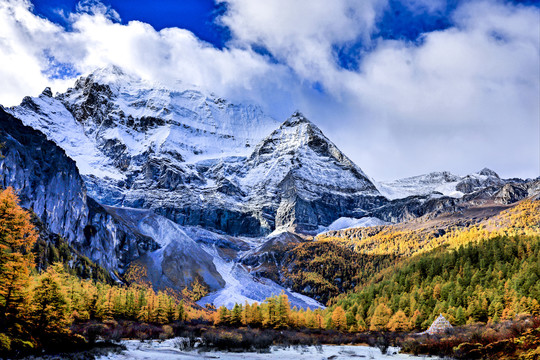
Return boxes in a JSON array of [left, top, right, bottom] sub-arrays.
[[221, 113, 385, 233], [376, 168, 505, 200], [4, 66, 537, 310], [317, 217, 390, 234], [8, 67, 383, 236], [0, 107, 322, 308], [9, 66, 278, 198]]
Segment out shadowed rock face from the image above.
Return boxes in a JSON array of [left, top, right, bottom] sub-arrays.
[[0, 108, 88, 243], [0, 108, 159, 274], [237, 112, 386, 233], [0, 108, 224, 290], [84, 198, 160, 273]]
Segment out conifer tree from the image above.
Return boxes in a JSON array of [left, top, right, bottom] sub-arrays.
[[31, 268, 70, 342], [455, 306, 466, 325], [155, 292, 169, 324], [230, 303, 242, 326], [331, 306, 347, 331], [263, 297, 279, 328], [242, 301, 250, 326], [277, 293, 291, 328], [215, 306, 229, 326], [0, 188, 38, 329], [176, 300, 186, 322], [388, 310, 409, 331], [370, 303, 392, 331], [250, 302, 263, 327], [356, 314, 367, 332], [125, 289, 137, 320]]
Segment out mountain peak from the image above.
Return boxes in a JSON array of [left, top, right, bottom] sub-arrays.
[[476, 168, 499, 178], [41, 87, 53, 97], [281, 111, 317, 129]]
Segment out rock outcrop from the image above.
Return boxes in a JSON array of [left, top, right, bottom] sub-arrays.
[[0, 107, 88, 243]]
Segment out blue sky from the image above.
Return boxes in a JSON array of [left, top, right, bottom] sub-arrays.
[[32, 0, 229, 46], [31, 0, 466, 70], [31, 0, 538, 58], [0, 0, 538, 180]]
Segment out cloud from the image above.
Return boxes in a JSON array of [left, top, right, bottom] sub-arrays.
[[0, 0, 537, 180], [218, 0, 386, 84], [0, 0, 289, 105], [340, 1, 539, 179], [0, 0, 69, 104], [75, 0, 121, 21]]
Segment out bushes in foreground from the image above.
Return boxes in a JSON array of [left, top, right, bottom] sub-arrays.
[[401, 316, 540, 359]]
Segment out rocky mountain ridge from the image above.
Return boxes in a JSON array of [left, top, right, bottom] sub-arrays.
[[8, 67, 383, 236]]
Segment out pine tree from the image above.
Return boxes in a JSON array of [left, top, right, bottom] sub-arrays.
[[263, 297, 279, 328], [388, 310, 409, 331], [250, 302, 263, 327], [215, 306, 229, 326], [305, 308, 316, 328], [31, 269, 70, 343], [176, 300, 186, 322], [191, 277, 209, 301], [0, 188, 38, 329], [242, 301, 251, 326], [125, 289, 137, 320], [230, 303, 242, 326], [455, 306, 466, 325], [166, 297, 176, 323], [331, 306, 347, 331], [277, 293, 291, 328], [369, 303, 392, 331], [356, 314, 367, 332], [155, 292, 169, 324]]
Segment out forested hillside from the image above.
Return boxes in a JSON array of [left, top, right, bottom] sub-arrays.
[[282, 200, 540, 305], [332, 234, 539, 331]]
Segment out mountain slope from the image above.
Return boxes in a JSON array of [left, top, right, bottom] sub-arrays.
[[5, 66, 537, 313], [236, 112, 385, 233], [376, 168, 505, 200], [0, 107, 164, 275], [0, 107, 324, 308], [8, 68, 386, 236], [0, 107, 88, 244]]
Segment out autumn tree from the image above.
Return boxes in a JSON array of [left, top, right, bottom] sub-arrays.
[[176, 300, 186, 322], [230, 303, 242, 326], [215, 306, 229, 326], [331, 306, 347, 331], [370, 303, 392, 331], [30, 268, 70, 345], [388, 310, 410, 331], [0, 188, 38, 330], [277, 293, 291, 328]]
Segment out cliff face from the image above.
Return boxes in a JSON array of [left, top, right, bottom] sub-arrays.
[[0, 107, 88, 244], [0, 107, 160, 274]]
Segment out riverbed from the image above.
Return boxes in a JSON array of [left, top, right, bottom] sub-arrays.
[[97, 338, 440, 359]]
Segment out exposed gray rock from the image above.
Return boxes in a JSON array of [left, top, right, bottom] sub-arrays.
[[0, 107, 88, 244], [8, 70, 387, 236], [495, 183, 532, 204], [0, 107, 159, 274]]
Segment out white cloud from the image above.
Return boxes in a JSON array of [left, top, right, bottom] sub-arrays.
[[218, 0, 386, 88], [338, 1, 539, 180], [0, 0, 70, 104], [0, 0, 537, 180], [0, 0, 287, 105]]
